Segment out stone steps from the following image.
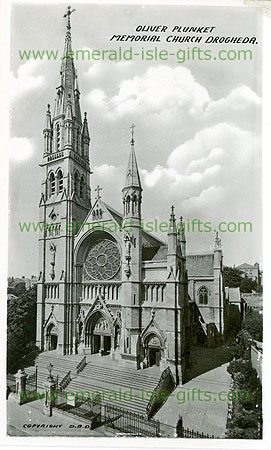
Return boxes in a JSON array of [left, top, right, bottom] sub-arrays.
[[67, 376, 150, 415], [24, 352, 163, 416]]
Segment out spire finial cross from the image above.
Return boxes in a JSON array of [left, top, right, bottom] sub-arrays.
[[95, 185, 102, 199], [64, 5, 76, 31], [130, 123, 136, 144]]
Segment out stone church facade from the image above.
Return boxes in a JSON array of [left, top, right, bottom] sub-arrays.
[[36, 9, 226, 384]]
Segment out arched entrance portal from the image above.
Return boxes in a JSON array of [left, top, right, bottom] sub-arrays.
[[46, 323, 58, 351], [146, 334, 162, 367], [85, 313, 112, 355]]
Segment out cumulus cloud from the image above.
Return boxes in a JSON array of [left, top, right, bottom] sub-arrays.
[[86, 65, 210, 120], [140, 121, 260, 221], [10, 60, 45, 102], [9, 136, 34, 162]]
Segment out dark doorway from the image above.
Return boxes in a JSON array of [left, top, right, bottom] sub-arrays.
[[93, 335, 101, 354], [104, 336, 111, 354], [148, 348, 161, 367], [50, 334, 58, 350]]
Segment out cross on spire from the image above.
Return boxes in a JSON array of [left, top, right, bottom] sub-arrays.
[[95, 185, 102, 199], [130, 123, 136, 144], [63, 5, 76, 31]]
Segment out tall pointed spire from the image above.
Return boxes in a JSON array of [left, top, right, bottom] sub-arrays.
[[53, 6, 81, 123], [125, 124, 142, 189]]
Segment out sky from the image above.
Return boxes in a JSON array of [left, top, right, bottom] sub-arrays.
[[8, 3, 262, 277]]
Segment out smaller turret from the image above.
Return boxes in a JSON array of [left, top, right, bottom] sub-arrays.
[[81, 112, 90, 160], [178, 216, 186, 257], [122, 124, 142, 221], [43, 104, 52, 156]]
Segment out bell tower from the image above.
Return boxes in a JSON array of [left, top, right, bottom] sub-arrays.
[[120, 125, 143, 368], [36, 6, 92, 355]]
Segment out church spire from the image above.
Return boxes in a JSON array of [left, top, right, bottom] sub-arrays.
[[122, 125, 142, 219], [53, 6, 81, 123], [125, 124, 142, 189]]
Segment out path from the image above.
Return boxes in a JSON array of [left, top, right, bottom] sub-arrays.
[[155, 362, 231, 437]]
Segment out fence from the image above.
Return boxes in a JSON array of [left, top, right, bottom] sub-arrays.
[[103, 403, 160, 437], [25, 368, 38, 395], [53, 388, 160, 436], [54, 389, 102, 429]]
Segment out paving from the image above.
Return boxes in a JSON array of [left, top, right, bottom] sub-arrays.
[[155, 362, 231, 437], [7, 397, 105, 437]]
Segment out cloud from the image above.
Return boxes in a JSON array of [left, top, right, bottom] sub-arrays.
[[86, 65, 210, 121], [9, 137, 34, 162], [139, 121, 260, 220], [204, 85, 261, 126], [10, 60, 45, 102]]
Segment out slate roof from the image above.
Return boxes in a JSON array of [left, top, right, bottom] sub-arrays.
[[186, 253, 214, 277], [236, 263, 256, 270], [225, 287, 241, 303]]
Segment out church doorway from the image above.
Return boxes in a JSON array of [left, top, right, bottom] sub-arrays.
[[145, 334, 162, 367], [86, 314, 112, 355], [149, 347, 161, 367], [47, 324, 58, 351], [93, 335, 101, 354]]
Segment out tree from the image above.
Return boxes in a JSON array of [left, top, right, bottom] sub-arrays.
[[7, 285, 37, 373], [223, 266, 242, 288], [240, 278, 257, 293], [242, 309, 263, 342]]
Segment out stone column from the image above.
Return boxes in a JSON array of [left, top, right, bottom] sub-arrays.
[[14, 369, 27, 405], [43, 375, 57, 417]]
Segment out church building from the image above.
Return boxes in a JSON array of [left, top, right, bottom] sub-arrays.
[[36, 8, 226, 384]]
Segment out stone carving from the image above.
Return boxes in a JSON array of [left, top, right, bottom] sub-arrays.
[[124, 233, 133, 277], [94, 318, 109, 331], [49, 242, 56, 280]]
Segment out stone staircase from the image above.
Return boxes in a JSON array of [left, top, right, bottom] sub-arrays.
[[67, 359, 162, 415], [24, 352, 171, 416], [24, 352, 83, 390]]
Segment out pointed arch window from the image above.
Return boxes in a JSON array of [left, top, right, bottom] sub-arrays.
[[198, 286, 208, 305], [132, 194, 137, 214], [126, 195, 131, 214], [74, 172, 79, 195], [57, 169, 63, 194], [56, 123, 61, 151], [80, 176, 84, 199], [49, 172, 56, 196]]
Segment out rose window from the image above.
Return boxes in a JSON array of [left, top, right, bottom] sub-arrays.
[[84, 239, 121, 280]]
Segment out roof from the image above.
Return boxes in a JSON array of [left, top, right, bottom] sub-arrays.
[[236, 263, 256, 270], [186, 254, 214, 277], [226, 287, 241, 303], [148, 246, 168, 261]]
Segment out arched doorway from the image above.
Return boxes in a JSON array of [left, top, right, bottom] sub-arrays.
[[145, 334, 162, 367], [85, 313, 112, 355], [46, 323, 58, 350]]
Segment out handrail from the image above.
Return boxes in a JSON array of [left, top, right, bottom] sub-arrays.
[[76, 356, 87, 374], [146, 366, 175, 418], [59, 370, 71, 390]]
